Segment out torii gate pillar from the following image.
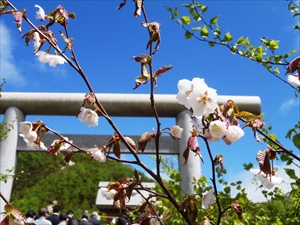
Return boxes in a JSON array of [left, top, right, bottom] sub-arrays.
[[177, 110, 200, 194], [0, 107, 24, 212]]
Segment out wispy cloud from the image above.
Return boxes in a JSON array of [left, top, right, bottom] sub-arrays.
[[280, 98, 299, 114], [0, 22, 26, 86]]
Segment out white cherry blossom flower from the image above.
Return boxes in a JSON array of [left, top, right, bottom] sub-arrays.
[[224, 125, 244, 143], [25, 139, 47, 150], [77, 107, 99, 127], [101, 188, 117, 200], [90, 148, 106, 163], [48, 137, 73, 155], [169, 125, 183, 140], [35, 5, 46, 21], [19, 121, 33, 137], [202, 189, 216, 209], [208, 120, 226, 138], [36, 51, 67, 67], [59, 137, 73, 150], [176, 79, 193, 109], [33, 32, 41, 53], [187, 78, 218, 117], [250, 168, 288, 189], [48, 54, 66, 67], [287, 74, 300, 87]]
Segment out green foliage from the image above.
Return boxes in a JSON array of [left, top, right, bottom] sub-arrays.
[[11, 152, 152, 219], [288, 0, 300, 30], [286, 122, 300, 150], [165, 1, 299, 89], [0, 120, 14, 141], [0, 167, 14, 183]]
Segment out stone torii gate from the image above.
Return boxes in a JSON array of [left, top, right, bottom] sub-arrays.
[[0, 92, 261, 215]]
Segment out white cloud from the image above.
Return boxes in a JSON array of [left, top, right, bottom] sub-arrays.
[[0, 22, 26, 86], [227, 163, 298, 202], [280, 98, 299, 114]]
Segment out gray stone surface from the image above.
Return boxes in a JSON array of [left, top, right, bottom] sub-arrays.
[[177, 110, 200, 195], [0, 92, 261, 117], [0, 107, 24, 218], [17, 134, 179, 154]]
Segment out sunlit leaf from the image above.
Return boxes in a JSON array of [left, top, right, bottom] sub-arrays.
[[181, 16, 191, 25], [208, 41, 215, 47], [191, 26, 201, 31], [274, 67, 280, 74], [293, 134, 300, 149], [185, 30, 193, 39], [200, 26, 208, 38], [237, 36, 244, 45], [284, 168, 298, 180], [210, 16, 218, 24]]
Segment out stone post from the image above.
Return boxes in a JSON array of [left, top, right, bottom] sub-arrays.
[[0, 107, 25, 219], [176, 110, 201, 194]]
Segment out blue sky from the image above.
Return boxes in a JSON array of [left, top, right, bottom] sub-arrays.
[[0, 0, 299, 201]]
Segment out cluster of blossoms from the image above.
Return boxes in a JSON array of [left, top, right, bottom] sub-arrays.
[[19, 121, 72, 156], [19, 121, 47, 150], [176, 78, 244, 145], [250, 167, 288, 189], [32, 26, 66, 67]]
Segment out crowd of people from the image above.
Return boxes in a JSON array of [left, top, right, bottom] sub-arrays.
[[24, 205, 162, 225], [25, 206, 103, 225]]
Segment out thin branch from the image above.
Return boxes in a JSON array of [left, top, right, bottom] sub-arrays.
[[0, 192, 9, 204], [199, 135, 222, 225]]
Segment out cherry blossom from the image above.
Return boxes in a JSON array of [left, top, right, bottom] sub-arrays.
[[36, 51, 67, 67], [101, 188, 117, 200], [208, 120, 226, 138], [35, 5, 46, 21], [169, 125, 183, 140], [20, 135, 47, 150], [250, 167, 288, 189], [186, 78, 218, 117], [176, 79, 193, 109], [32, 32, 41, 53], [19, 121, 33, 137], [77, 107, 99, 127], [48, 137, 73, 155], [201, 189, 216, 209], [89, 148, 106, 163], [223, 125, 244, 144], [287, 74, 300, 87]]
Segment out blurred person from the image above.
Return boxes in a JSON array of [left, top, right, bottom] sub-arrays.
[[80, 214, 92, 225], [35, 208, 52, 225], [88, 212, 101, 225], [58, 215, 69, 225], [47, 205, 61, 225], [116, 209, 131, 225], [65, 210, 74, 225], [25, 210, 36, 223]]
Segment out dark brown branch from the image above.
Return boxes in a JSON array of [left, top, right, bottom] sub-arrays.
[[199, 135, 222, 225]]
